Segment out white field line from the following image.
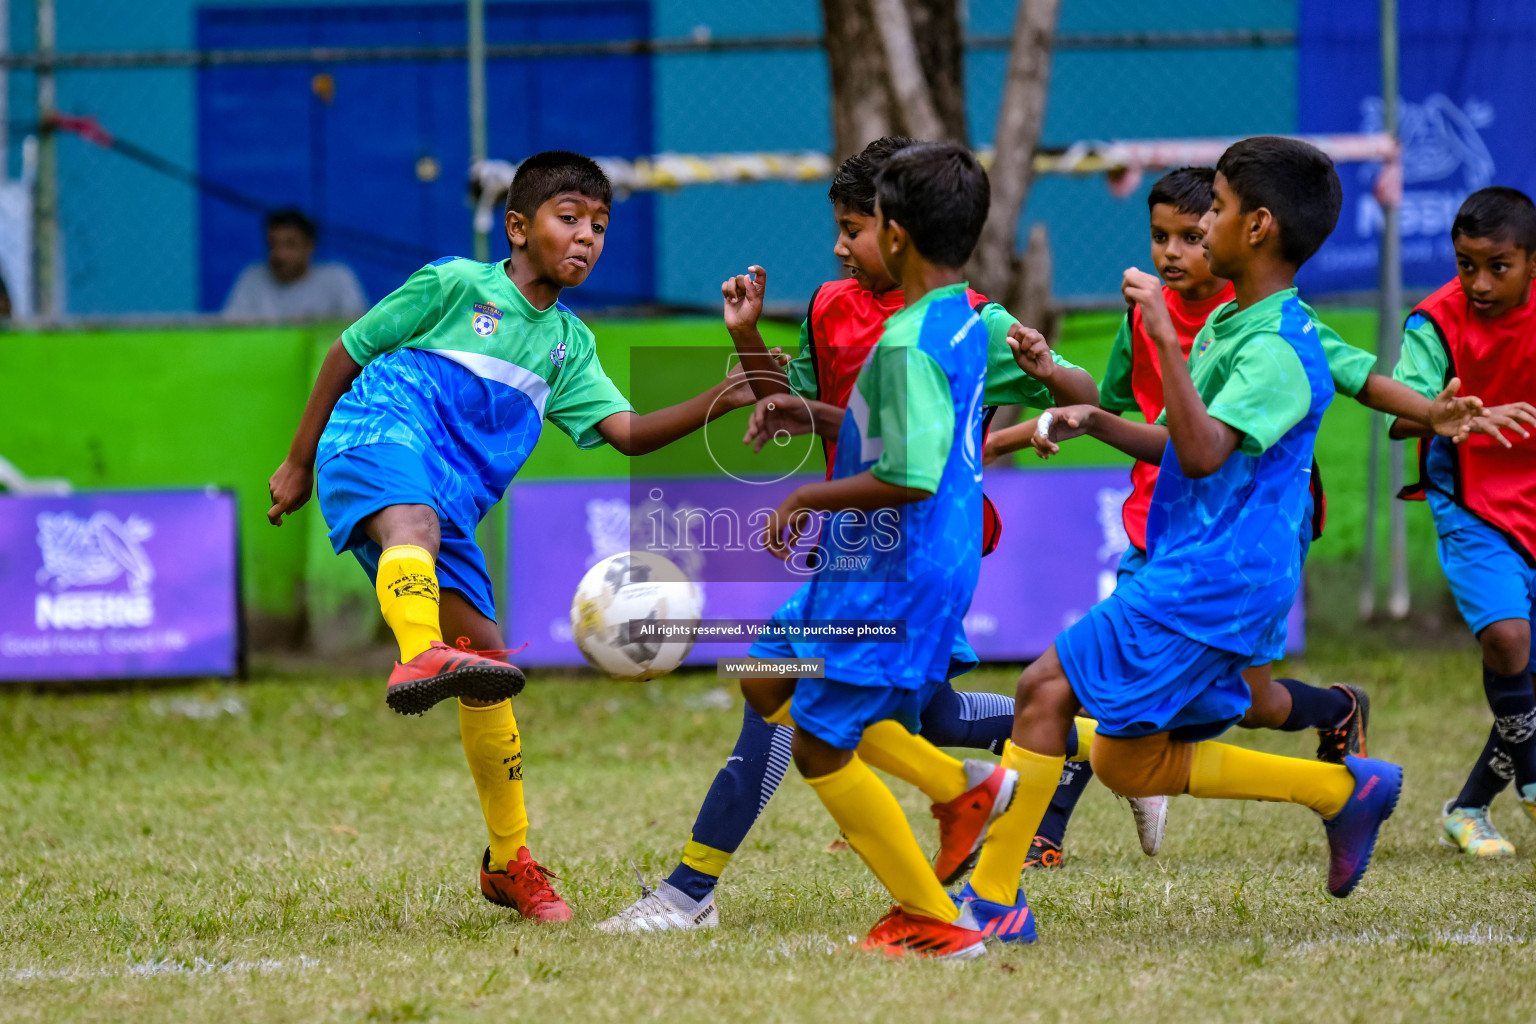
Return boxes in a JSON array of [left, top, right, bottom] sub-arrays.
[[4, 955, 320, 982]]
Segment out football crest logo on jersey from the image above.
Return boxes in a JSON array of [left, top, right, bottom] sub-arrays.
[[471, 302, 502, 337], [550, 340, 567, 367]]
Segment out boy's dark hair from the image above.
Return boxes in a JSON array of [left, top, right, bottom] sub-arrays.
[[266, 208, 316, 241], [874, 142, 990, 268], [1147, 166, 1216, 216], [829, 135, 917, 215], [506, 150, 612, 221], [1452, 186, 1536, 252], [1215, 137, 1342, 266]]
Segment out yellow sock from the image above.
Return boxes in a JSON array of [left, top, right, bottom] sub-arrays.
[[681, 837, 731, 878], [857, 719, 970, 803], [806, 757, 957, 922], [969, 743, 1065, 904], [375, 545, 442, 661], [1070, 717, 1097, 762], [1188, 741, 1354, 818], [459, 698, 529, 868]]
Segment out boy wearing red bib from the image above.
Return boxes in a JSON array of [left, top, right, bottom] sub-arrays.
[[1393, 187, 1536, 857]]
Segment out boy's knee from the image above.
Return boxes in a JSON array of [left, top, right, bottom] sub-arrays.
[[740, 677, 794, 723], [790, 728, 850, 778], [1017, 658, 1072, 711], [1089, 733, 1193, 798], [1479, 619, 1532, 675]]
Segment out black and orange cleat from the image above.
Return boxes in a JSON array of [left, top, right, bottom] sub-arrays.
[[479, 848, 572, 923], [1316, 684, 1370, 764], [1022, 835, 1064, 870], [385, 640, 525, 716]]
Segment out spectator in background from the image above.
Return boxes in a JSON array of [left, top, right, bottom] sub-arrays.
[[223, 209, 367, 321]]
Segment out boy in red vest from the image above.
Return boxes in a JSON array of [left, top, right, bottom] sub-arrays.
[[987, 165, 1493, 868], [1393, 186, 1536, 857], [599, 137, 1137, 936]]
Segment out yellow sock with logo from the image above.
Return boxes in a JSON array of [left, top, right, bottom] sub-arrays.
[[968, 743, 1065, 904], [1188, 741, 1354, 818], [806, 757, 958, 922], [459, 699, 529, 868], [375, 545, 442, 662], [856, 719, 970, 803], [1070, 717, 1097, 762]]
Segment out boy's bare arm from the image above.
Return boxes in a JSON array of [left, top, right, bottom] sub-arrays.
[[596, 360, 759, 457], [722, 266, 793, 400], [761, 471, 930, 560], [1122, 269, 1239, 478], [268, 338, 363, 525], [982, 417, 1039, 463], [742, 394, 845, 451], [1035, 404, 1169, 464], [1005, 323, 1100, 406]]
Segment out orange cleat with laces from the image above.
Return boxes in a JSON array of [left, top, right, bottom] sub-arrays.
[[384, 639, 525, 716], [479, 847, 572, 923], [930, 760, 1019, 884]]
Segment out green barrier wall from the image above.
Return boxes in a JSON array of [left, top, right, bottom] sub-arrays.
[[0, 310, 1443, 648]]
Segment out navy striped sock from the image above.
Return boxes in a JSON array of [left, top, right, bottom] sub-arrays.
[[664, 704, 792, 901], [918, 683, 1015, 753]]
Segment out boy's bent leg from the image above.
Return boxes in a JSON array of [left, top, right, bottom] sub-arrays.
[[856, 718, 1018, 885], [794, 728, 958, 925], [440, 592, 570, 922], [1239, 663, 1366, 763], [968, 650, 1076, 906], [369, 515, 525, 715]]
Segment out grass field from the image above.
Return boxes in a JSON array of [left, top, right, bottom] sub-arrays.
[[4, 641, 1534, 1024]]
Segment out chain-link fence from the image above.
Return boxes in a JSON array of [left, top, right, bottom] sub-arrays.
[[1, 0, 1303, 321]]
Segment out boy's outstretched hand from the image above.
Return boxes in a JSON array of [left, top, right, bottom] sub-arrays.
[[1006, 323, 1057, 381], [1122, 268, 1178, 347], [267, 458, 313, 526], [1031, 405, 1098, 458], [722, 266, 767, 334], [1462, 399, 1536, 448], [743, 392, 815, 453]]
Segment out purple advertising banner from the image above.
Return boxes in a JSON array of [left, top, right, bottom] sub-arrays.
[[0, 490, 240, 681], [506, 469, 1304, 666]]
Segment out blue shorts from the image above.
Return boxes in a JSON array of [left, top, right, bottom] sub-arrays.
[[1439, 519, 1536, 652], [790, 677, 941, 750], [317, 444, 497, 621], [1055, 594, 1250, 742]]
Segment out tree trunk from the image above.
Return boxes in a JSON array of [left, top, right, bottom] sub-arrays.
[[823, 0, 899, 160], [967, 0, 1059, 316], [822, 0, 968, 158]]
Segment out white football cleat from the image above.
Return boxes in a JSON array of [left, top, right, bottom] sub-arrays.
[[1130, 795, 1168, 856], [595, 878, 718, 935]]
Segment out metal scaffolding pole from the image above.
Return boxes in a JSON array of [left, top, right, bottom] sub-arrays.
[[468, 0, 489, 263], [1379, 0, 1409, 619], [32, 0, 57, 320], [1362, 0, 1405, 620]]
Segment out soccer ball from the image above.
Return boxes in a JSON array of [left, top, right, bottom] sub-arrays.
[[569, 551, 704, 680]]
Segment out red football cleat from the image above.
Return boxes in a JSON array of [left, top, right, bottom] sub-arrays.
[[479, 847, 572, 923], [861, 906, 987, 959], [931, 759, 1019, 884], [385, 640, 525, 716]]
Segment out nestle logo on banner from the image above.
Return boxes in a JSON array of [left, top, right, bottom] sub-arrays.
[[1356, 93, 1495, 240], [34, 512, 156, 629]]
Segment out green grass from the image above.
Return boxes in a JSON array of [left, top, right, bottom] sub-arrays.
[[4, 645, 1534, 1023]]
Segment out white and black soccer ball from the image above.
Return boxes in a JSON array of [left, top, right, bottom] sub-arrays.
[[569, 551, 703, 680]]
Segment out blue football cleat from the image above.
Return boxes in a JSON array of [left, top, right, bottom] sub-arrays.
[[953, 882, 1037, 944], [1323, 755, 1403, 898]]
